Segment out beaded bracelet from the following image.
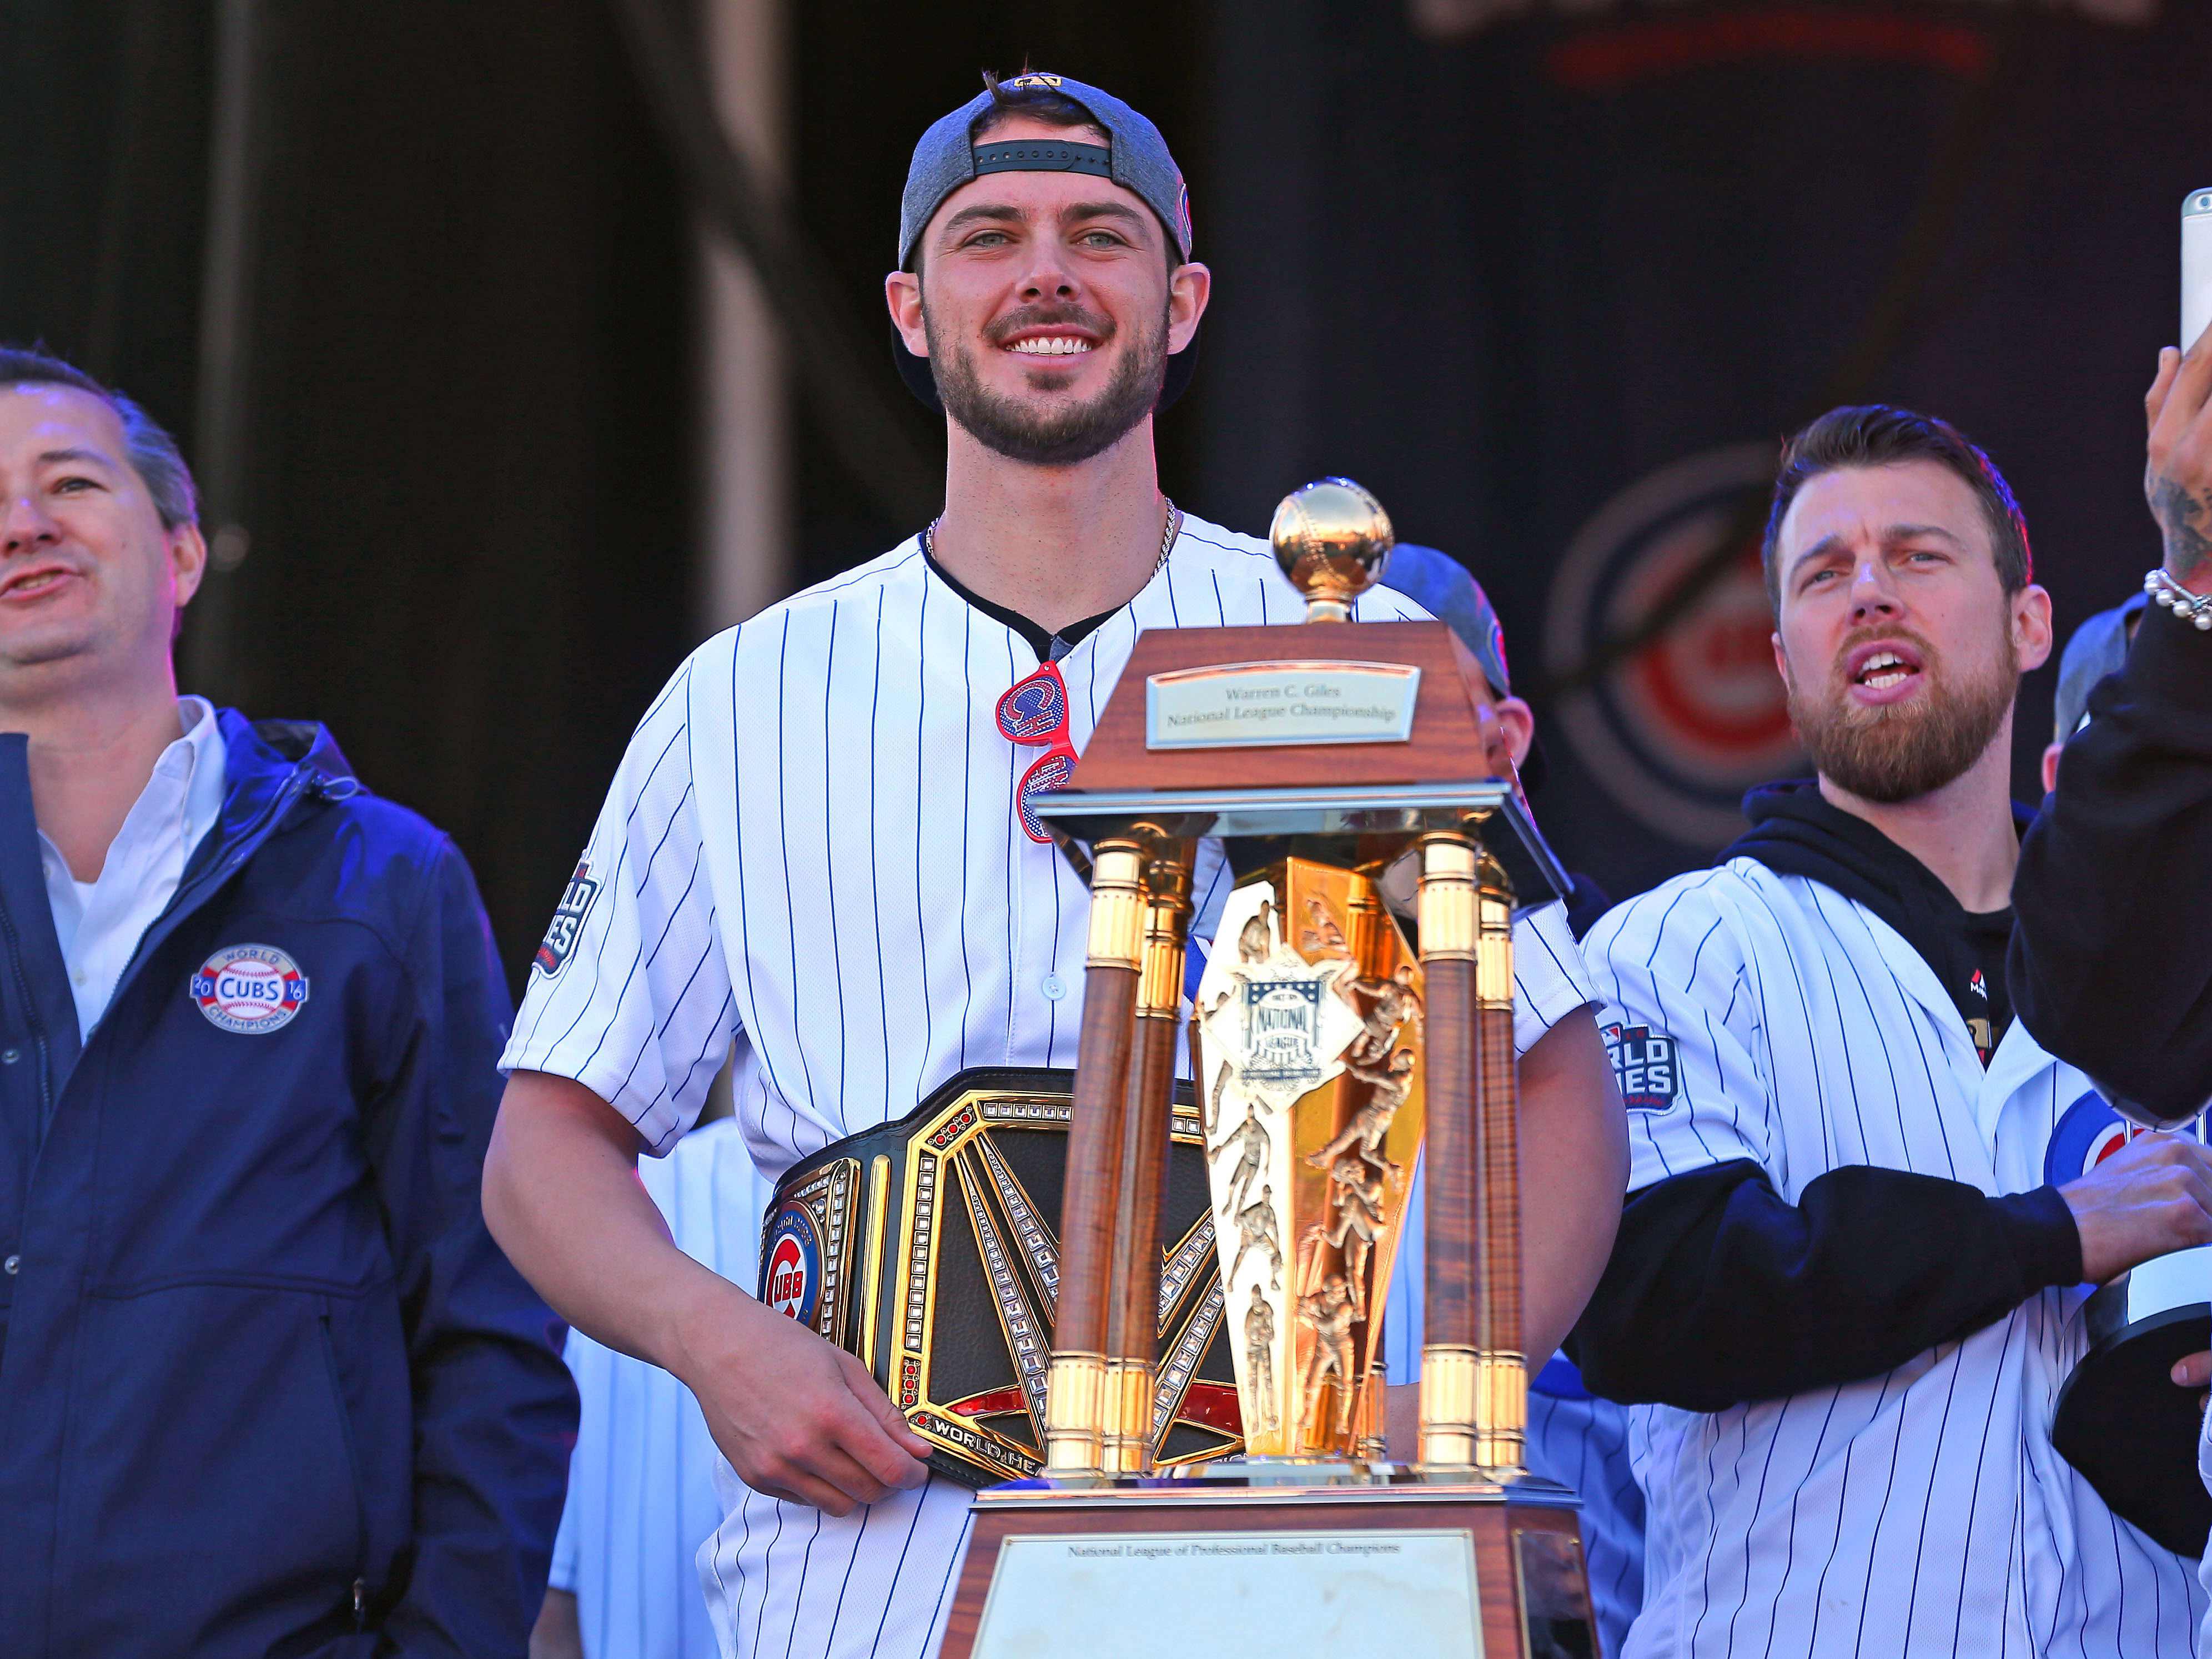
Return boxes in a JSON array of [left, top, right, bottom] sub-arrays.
[[2143, 566, 2212, 631]]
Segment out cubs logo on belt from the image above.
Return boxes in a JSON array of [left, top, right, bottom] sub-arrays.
[[192, 944, 310, 1034], [762, 1203, 823, 1327]]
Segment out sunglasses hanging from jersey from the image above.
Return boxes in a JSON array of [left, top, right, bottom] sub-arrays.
[[996, 661, 1077, 843]]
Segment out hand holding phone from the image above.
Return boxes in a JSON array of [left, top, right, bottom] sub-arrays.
[[2184, 188, 2212, 354]]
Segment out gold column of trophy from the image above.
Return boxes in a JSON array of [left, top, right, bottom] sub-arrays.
[[940, 481, 1600, 1659]]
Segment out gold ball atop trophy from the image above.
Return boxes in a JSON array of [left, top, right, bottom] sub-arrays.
[[1269, 476, 1394, 621]]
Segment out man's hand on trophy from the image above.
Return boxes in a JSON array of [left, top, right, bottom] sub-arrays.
[[2145, 341, 2212, 596], [2059, 1133, 2212, 1285], [680, 1285, 932, 1515]]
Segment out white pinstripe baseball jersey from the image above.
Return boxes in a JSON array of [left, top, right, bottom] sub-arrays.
[[1585, 861, 2205, 1658], [502, 512, 1597, 1659], [551, 1118, 767, 1659], [2197, 1406, 2212, 1652]]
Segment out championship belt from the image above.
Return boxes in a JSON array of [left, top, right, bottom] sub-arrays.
[[759, 1066, 1243, 1487]]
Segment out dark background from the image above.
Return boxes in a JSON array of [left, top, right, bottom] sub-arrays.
[[3, 0, 2202, 986]]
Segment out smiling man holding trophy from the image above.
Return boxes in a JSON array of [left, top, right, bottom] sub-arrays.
[[485, 68, 1625, 1659]]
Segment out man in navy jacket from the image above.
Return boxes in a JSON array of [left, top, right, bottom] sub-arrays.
[[0, 347, 575, 1656]]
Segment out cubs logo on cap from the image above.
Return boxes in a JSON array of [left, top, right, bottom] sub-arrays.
[[192, 944, 310, 1034], [761, 1201, 825, 1327]]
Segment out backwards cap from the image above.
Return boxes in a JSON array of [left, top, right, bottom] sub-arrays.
[[898, 73, 1192, 269], [892, 73, 1198, 414]]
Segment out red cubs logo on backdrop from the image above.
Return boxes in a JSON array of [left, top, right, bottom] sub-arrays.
[[1546, 444, 1807, 848], [759, 1204, 823, 1329]]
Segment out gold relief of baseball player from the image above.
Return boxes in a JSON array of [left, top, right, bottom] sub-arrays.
[[1241, 1284, 1280, 1435], [1296, 1274, 1359, 1442], [1228, 1183, 1285, 1289], [1308, 1048, 1416, 1184], [1339, 962, 1424, 1067], [1300, 1153, 1389, 1319], [1235, 897, 1278, 965], [1295, 893, 1351, 959], [1210, 1104, 1270, 1217]]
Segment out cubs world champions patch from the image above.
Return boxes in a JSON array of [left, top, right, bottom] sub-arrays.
[[532, 861, 600, 976], [1602, 1021, 1678, 1110], [192, 944, 310, 1034]]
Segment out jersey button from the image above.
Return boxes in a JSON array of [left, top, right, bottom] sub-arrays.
[[0, 1048, 17, 1064], [1040, 974, 1068, 1001], [3, 1255, 18, 1276]]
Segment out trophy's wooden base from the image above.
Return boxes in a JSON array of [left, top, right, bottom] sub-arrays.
[[941, 1471, 1597, 1659]]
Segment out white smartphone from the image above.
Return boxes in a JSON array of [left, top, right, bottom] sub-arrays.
[[2184, 188, 2212, 352]]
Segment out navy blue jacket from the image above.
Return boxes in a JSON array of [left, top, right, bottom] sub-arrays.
[[0, 713, 576, 1658]]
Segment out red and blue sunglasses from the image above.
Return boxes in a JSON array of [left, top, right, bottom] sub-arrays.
[[995, 661, 1076, 843]]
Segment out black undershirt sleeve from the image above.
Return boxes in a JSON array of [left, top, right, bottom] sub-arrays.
[[1564, 1159, 2083, 1413], [2011, 609, 2212, 1119]]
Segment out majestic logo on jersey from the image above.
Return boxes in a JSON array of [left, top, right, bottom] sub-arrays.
[[1545, 444, 1806, 847], [192, 944, 309, 1034], [1969, 969, 1989, 1001], [1601, 1022, 1679, 1110], [762, 1203, 824, 1326], [533, 861, 600, 976], [2043, 1089, 2208, 1186]]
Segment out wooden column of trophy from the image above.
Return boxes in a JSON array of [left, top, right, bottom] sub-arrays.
[[939, 481, 1601, 1659]]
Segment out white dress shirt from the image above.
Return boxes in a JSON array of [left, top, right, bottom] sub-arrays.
[[39, 697, 228, 1041]]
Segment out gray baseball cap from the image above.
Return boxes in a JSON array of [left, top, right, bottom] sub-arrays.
[[897, 73, 1192, 269], [892, 73, 1198, 415], [2053, 591, 2149, 742], [1378, 543, 1512, 696], [1378, 542, 1551, 788]]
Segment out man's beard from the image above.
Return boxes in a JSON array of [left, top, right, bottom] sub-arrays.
[[926, 302, 1168, 467], [1784, 625, 2018, 804]]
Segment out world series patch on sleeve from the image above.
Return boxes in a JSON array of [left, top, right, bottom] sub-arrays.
[[532, 861, 600, 976], [1601, 1022, 1677, 1111]]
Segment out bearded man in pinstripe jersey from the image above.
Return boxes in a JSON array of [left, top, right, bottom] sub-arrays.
[[1569, 405, 2211, 1657], [483, 71, 1627, 1659]]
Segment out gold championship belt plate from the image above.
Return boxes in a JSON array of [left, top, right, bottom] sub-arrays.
[[761, 1067, 1244, 1486]]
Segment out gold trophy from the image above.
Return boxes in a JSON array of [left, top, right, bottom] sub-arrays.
[[939, 480, 1596, 1659]]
